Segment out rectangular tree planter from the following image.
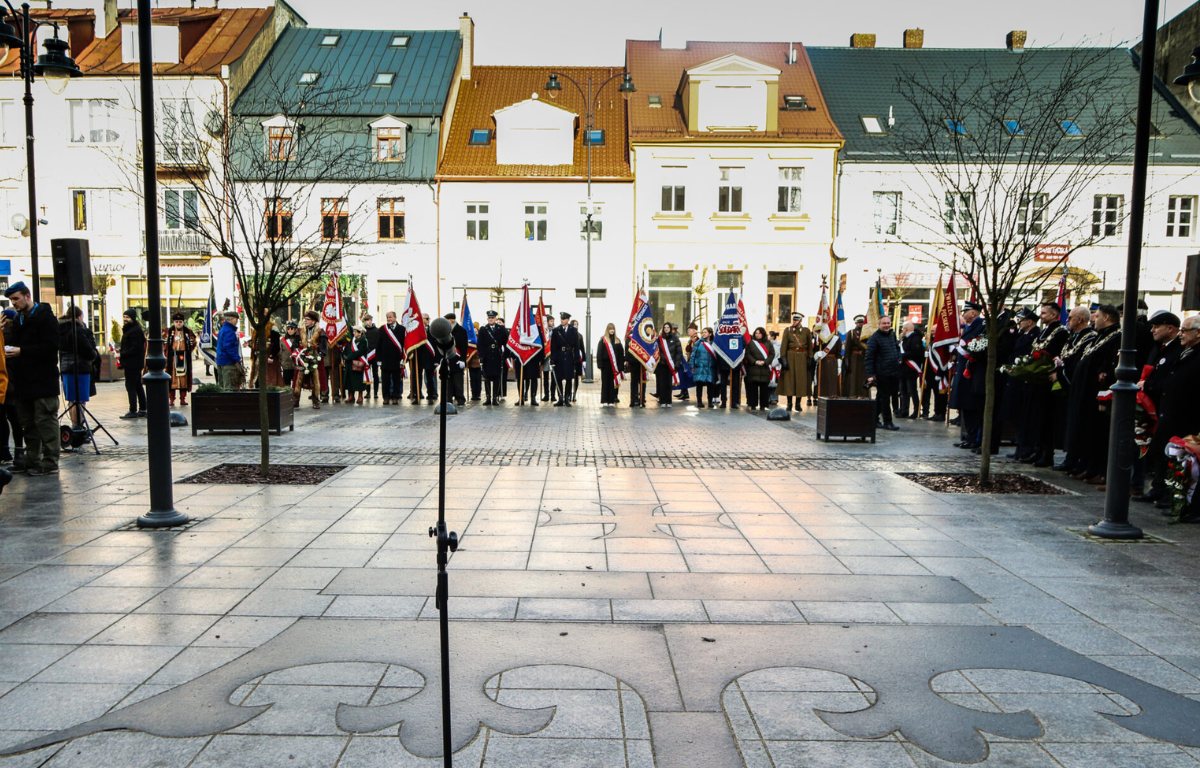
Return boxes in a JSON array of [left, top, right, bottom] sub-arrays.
[[815, 396, 876, 443], [191, 391, 294, 436]]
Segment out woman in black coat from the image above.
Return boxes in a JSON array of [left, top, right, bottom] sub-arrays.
[[597, 322, 624, 405], [654, 322, 684, 407], [745, 326, 776, 411]]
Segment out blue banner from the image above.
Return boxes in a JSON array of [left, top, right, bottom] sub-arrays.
[[625, 289, 657, 370], [713, 291, 745, 368], [461, 292, 477, 355]]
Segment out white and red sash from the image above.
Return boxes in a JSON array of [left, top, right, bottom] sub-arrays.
[[700, 339, 717, 360], [381, 324, 407, 376], [752, 340, 775, 383], [362, 348, 377, 383], [603, 336, 624, 388], [658, 337, 679, 385], [281, 335, 300, 363], [905, 359, 923, 374]]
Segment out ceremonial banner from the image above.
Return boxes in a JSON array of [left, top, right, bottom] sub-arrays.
[[322, 274, 348, 345], [863, 277, 884, 340], [1055, 267, 1069, 325], [834, 290, 847, 343], [816, 284, 832, 345], [537, 294, 550, 357], [399, 281, 428, 356], [199, 272, 217, 369], [713, 290, 746, 368], [624, 285, 657, 370], [506, 284, 543, 365], [928, 274, 961, 393], [461, 293, 477, 362]]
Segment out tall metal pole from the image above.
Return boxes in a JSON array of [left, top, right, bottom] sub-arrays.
[[429, 350, 459, 767], [1091, 0, 1157, 540], [136, 0, 186, 528], [583, 77, 594, 384], [20, 4, 40, 302]]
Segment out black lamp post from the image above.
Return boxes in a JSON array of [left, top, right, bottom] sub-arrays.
[[544, 70, 635, 384], [132, 0, 185, 529], [0, 3, 81, 303], [1090, 0, 1161, 539]]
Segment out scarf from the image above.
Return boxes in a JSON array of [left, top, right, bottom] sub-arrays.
[[603, 335, 624, 388], [658, 336, 678, 385]]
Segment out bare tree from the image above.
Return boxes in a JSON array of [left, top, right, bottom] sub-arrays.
[[139, 64, 401, 475], [889, 47, 1138, 482]]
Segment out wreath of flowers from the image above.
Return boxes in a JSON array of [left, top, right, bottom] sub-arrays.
[[296, 347, 320, 377], [1164, 436, 1200, 522], [1000, 349, 1055, 383], [965, 337, 988, 354]]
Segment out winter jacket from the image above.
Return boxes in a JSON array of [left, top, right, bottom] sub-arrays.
[[59, 318, 98, 376], [689, 338, 716, 384], [744, 337, 775, 384], [216, 321, 240, 366], [864, 328, 901, 380], [9, 302, 60, 400]]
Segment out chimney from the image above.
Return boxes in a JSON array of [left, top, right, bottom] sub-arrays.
[[459, 13, 473, 81], [903, 28, 924, 49], [850, 33, 876, 48], [1006, 30, 1026, 52], [660, 27, 686, 50], [95, 0, 117, 38]]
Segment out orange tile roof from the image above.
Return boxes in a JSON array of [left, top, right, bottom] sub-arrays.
[[439, 65, 632, 180], [1, 7, 270, 77], [624, 40, 842, 144]]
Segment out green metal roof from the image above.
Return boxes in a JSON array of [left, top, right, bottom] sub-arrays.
[[234, 27, 461, 116], [807, 46, 1200, 165]]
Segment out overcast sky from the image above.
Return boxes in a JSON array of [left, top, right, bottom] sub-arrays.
[[286, 0, 1163, 66]]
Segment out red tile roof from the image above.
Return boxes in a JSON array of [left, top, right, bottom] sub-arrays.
[[624, 40, 842, 144], [439, 65, 632, 180], [1, 7, 270, 77]]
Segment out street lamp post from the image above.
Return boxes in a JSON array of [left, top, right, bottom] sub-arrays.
[[544, 71, 635, 384], [133, 0, 185, 528], [0, 3, 81, 302], [1091, 0, 1161, 539]]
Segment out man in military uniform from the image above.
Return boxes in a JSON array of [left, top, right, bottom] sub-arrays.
[[950, 301, 985, 449], [551, 312, 581, 407], [841, 315, 868, 398], [1022, 302, 1070, 466], [1135, 311, 1183, 507], [478, 310, 506, 405], [1054, 306, 1097, 472], [777, 312, 811, 412]]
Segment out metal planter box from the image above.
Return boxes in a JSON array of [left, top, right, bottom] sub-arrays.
[[815, 397, 876, 443], [191, 391, 294, 436]]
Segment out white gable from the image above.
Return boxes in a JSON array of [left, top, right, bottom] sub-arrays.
[[493, 97, 577, 166], [686, 54, 781, 78], [685, 55, 780, 133], [368, 115, 410, 131], [260, 114, 297, 129]]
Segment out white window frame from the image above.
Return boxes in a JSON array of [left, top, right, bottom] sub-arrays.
[[579, 203, 602, 241], [0, 100, 15, 146], [717, 167, 744, 213], [1017, 193, 1047, 237], [943, 192, 973, 236], [69, 99, 121, 145], [378, 197, 405, 241], [873, 191, 901, 236], [660, 166, 687, 212], [1167, 195, 1195, 239], [777, 167, 803, 214], [369, 116, 408, 163], [1092, 195, 1123, 238], [162, 188, 199, 231], [70, 189, 117, 233], [524, 203, 548, 242], [466, 203, 489, 241], [261, 114, 298, 161], [158, 99, 199, 164]]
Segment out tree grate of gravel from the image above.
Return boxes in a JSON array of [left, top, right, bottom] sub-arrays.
[[179, 463, 347, 485], [899, 472, 1066, 495]]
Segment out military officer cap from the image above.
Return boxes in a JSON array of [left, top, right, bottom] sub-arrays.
[[286, 320, 298, 328], [791, 312, 804, 320], [964, 301, 983, 312], [486, 310, 498, 318], [853, 315, 866, 323], [1150, 310, 1181, 327], [1015, 307, 1037, 321], [560, 311, 571, 320]]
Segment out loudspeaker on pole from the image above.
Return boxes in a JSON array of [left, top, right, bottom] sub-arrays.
[[1184, 253, 1200, 312], [50, 238, 92, 296]]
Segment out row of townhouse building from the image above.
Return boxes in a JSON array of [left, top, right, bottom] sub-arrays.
[[2, 0, 1198, 351]]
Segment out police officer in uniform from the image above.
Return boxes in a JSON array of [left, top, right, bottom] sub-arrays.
[[551, 312, 581, 407], [478, 310, 506, 405]]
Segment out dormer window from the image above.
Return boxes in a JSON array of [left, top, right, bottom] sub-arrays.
[[121, 24, 179, 64], [1061, 119, 1084, 137], [783, 95, 808, 110], [1003, 119, 1024, 136], [298, 72, 320, 85], [585, 129, 605, 146], [391, 35, 410, 47], [861, 116, 886, 135], [262, 115, 298, 161], [469, 129, 492, 146], [370, 116, 408, 162], [945, 118, 968, 136], [648, 95, 662, 107], [374, 73, 395, 86], [320, 35, 340, 46]]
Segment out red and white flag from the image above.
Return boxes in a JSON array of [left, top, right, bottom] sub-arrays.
[[399, 281, 429, 357], [506, 284, 543, 365], [928, 274, 961, 392], [322, 275, 348, 345]]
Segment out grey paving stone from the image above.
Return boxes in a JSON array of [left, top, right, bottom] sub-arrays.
[[40, 587, 161, 615], [0, 645, 73, 683], [612, 599, 708, 622], [189, 616, 298, 648], [86, 614, 218, 646], [0, 682, 136, 730], [40, 731, 208, 767], [32, 645, 181, 685], [703, 601, 805, 623], [325, 596, 426, 619], [189, 734, 348, 768], [230, 589, 334, 617], [0, 614, 120, 645], [134, 588, 251, 615], [515, 599, 612, 621], [326, 568, 652, 600], [417, 597, 515, 621], [795, 602, 902, 624]]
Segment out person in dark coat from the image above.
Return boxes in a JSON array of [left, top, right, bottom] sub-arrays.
[[444, 312, 468, 406], [1003, 308, 1038, 461], [59, 307, 97, 428], [570, 318, 584, 401], [364, 315, 381, 400], [341, 326, 370, 404], [1053, 307, 1096, 471], [744, 326, 775, 411], [3, 282, 61, 475], [897, 321, 925, 418], [119, 308, 147, 418], [1153, 315, 1200, 520], [550, 312, 581, 406], [1072, 305, 1122, 484], [1020, 303, 1070, 466], [1136, 312, 1184, 508], [376, 311, 405, 404], [865, 314, 901, 430], [950, 303, 985, 447], [653, 322, 684, 408], [478, 310, 506, 405], [597, 323, 625, 405]]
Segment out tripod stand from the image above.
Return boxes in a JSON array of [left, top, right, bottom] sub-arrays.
[[58, 297, 117, 455]]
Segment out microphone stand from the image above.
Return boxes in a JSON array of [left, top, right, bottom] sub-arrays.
[[428, 341, 459, 767]]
